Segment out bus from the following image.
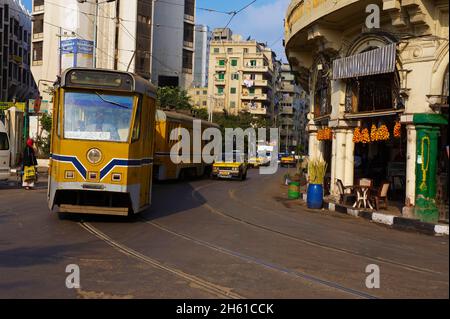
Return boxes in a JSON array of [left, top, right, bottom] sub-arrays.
[[48, 68, 157, 216], [154, 110, 220, 180]]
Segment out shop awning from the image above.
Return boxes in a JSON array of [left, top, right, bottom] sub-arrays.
[[332, 44, 397, 80]]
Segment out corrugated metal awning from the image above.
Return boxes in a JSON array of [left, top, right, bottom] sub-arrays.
[[332, 44, 397, 80]]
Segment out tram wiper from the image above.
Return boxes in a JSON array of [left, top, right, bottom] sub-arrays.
[[95, 92, 131, 109]]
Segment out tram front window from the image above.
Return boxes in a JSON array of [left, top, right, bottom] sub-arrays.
[[64, 91, 135, 142]]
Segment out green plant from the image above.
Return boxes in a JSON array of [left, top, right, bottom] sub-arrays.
[[308, 159, 327, 185], [36, 113, 52, 158], [157, 86, 192, 110]]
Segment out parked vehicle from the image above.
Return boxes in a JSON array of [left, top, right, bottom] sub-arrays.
[[248, 153, 270, 168], [0, 121, 11, 181], [212, 152, 248, 181], [280, 154, 296, 167]]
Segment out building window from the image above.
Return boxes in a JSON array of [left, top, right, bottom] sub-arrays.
[[32, 41, 43, 65], [217, 72, 225, 80], [227, 48, 233, 53], [214, 48, 219, 53], [232, 73, 239, 80], [202, 101, 207, 106], [183, 22, 194, 48], [218, 59, 225, 66], [34, 0, 44, 12], [230, 87, 236, 94], [231, 59, 238, 67], [184, 0, 195, 17], [33, 14, 44, 39], [203, 90, 207, 95], [218, 87, 224, 95], [345, 72, 400, 113], [230, 101, 236, 108], [182, 49, 193, 73], [250, 60, 257, 66], [249, 88, 255, 95], [244, 48, 248, 54]]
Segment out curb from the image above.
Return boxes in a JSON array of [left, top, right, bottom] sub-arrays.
[[325, 201, 449, 236]]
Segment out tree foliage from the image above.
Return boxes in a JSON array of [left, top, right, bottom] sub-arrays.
[[36, 113, 52, 158], [157, 86, 192, 110]]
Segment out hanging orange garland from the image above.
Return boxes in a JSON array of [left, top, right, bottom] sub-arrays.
[[361, 128, 370, 144], [370, 124, 378, 142], [317, 127, 332, 141], [353, 128, 361, 143], [377, 125, 390, 141], [394, 122, 401, 138]]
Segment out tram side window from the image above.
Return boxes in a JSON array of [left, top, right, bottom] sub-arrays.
[[63, 91, 134, 142], [0, 132, 9, 150], [131, 98, 142, 142]]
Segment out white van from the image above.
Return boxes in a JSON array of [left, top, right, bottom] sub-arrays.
[[0, 121, 11, 181]]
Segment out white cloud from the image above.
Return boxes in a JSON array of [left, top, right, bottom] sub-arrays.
[[197, 0, 290, 62]]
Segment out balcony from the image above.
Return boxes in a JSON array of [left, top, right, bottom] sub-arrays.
[[281, 83, 295, 92], [183, 41, 194, 49], [215, 78, 225, 85], [280, 106, 294, 115], [184, 14, 195, 24], [243, 65, 269, 73], [249, 107, 267, 115], [241, 93, 268, 101], [242, 79, 268, 87]]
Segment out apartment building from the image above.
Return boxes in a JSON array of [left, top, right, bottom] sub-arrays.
[[207, 28, 278, 117], [31, 0, 154, 107], [152, 0, 195, 89], [0, 0, 37, 102], [192, 24, 210, 88], [188, 86, 208, 109], [278, 64, 299, 153]]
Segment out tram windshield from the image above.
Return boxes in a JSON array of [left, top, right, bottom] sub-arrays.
[[63, 91, 135, 142]]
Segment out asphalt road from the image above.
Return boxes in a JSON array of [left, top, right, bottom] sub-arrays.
[[0, 168, 448, 299]]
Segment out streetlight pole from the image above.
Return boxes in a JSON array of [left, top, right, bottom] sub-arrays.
[[93, 0, 98, 68]]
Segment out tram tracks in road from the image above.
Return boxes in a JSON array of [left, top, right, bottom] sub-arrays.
[[191, 182, 445, 277], [78, 221, 243, 299], [140, 217, 377, 299]]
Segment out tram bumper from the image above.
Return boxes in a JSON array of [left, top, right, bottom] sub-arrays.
[[49, 178, 141, 216]]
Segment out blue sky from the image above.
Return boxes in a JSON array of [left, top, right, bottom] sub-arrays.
[[22, 0, 288, 61], [197, 0, 289, 61], [23, 0, 32, 9]]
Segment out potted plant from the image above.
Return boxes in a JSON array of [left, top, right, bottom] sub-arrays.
[[307, 159, 328, 209]]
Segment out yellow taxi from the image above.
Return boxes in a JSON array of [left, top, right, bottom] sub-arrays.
[[280, 154, 297, 167], [212, 152, 248, 180], [248, 154, 269, 168]]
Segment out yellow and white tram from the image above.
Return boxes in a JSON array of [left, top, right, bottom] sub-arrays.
[[48, 68, 157, 216], [154, 110, 220, 181]]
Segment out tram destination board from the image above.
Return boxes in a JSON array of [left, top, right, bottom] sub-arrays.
[[63, 69, 134, 92]]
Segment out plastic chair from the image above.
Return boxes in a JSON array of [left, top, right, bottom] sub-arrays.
[[336, 179, 355, 205], [371, 182, 390, 210]]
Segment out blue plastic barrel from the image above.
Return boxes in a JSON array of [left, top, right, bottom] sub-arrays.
[[307, 184, 323, 209]]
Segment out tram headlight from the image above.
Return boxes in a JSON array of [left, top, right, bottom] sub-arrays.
[[87, 148, 102, 164]]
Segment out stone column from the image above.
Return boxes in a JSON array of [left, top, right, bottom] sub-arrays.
[[405, 124, 417, 206], [308, 125, 319, 160], [330, 130, 337, 195], [334, 129, 347, 187], [344, 129, 355, 187]]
